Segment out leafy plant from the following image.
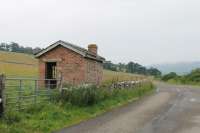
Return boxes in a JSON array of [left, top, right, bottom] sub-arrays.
[[60, 85, 101, 106], [3, 111, 23, 124]]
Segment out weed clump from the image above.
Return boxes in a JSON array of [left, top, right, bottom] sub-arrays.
[[3, 111, 23, 124], [59, 82, 154, 107], [61, 85, 101, 106]]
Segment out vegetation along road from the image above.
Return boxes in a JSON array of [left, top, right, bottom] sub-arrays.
[[57, 82, 200, 133]]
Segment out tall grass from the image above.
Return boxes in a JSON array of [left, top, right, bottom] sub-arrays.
[[0, 51, 37, 64], [0, 51, 152, 132], [0, 82, 154, 133], [103, 70, 145, 82], [59, 82, 153, 107]]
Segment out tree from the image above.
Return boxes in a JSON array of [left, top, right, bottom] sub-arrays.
[[185, 68, 200, 82], [127, 62, 135, 73], [162, 72, 178, 81], [0, 43, 7, 51], [104, 61, 162, 76], [147, 67, 162, 77], [10, 42, 20, 52], [103, 61, 117, 71], [33, 47, 42, 54], [0, 42, 42, 55]]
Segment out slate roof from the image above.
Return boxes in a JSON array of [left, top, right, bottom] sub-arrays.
[[35, 40, 105, 62]]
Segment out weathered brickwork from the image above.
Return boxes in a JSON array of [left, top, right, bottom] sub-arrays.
[[38, 45, 103, 85], [86, 60, 103, 85]]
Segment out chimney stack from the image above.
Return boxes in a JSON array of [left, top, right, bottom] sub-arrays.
[[88, 44, 98, 55]]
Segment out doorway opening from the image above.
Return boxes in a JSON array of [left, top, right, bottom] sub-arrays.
[[45, 62, 57, 88]]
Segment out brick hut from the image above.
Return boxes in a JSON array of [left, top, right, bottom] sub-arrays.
[[35, 40, 105, 86]]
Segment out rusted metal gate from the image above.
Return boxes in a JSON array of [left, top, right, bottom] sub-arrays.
[[2, 76, 62, 112], [0, 75, 5, 116]]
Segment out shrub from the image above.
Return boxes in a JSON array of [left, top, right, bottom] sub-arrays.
[[161, 68, 200, 85], [162, 72, 178, 81], [58, 82, 154, 107], [60, 85, 101, 106], [3, 111, 23, 124], [24, 103, 45, 114]]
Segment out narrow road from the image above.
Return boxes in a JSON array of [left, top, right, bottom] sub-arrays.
[[56, 83, 200, 133]]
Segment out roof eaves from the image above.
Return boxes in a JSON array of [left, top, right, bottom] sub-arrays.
[[35, 40, 105, 62], [61, 42, 86, 56], [35, 40, 86, 58], [85, 53, 105, 62], [35, 42, 60, 58]]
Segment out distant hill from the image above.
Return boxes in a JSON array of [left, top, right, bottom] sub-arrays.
[[152, 62, 200, 75]]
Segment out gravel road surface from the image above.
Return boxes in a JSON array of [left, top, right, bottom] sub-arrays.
[[56, 82, 200, 133]]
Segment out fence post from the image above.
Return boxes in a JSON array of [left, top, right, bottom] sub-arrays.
[[59, 75, 63, 91], [0, 75, 5, 116], [34, 80, 38, 105], [47, 80, 51, 100], [18, 80, 22, 110]]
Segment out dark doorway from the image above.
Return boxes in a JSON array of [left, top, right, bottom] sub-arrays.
[[45, 62, 57, 88]]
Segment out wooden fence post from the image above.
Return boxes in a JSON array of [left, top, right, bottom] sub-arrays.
[[47, 80, 51, 100], [34, 80, 38, 105], [0, 75, 5, 116], [18, 80, 22, 110], [59, 75, 63, 91]]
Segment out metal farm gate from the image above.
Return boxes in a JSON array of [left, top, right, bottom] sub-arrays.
[[0, 74, 62, 114]]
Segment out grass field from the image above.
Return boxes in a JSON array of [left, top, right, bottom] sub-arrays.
[[0, 51, 38, 77], [0, 82, 154, 133], [0, 51, 38, 64], [103, 70, 145, 82], [0, 51, 144, 81], [0, 51, 151, 133]]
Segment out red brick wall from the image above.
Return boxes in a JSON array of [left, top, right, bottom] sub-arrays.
[[38, 45, 103, 85], [39, 60, 46, 79], [85, 60, 103, 85], [38, 46, 86, 85]]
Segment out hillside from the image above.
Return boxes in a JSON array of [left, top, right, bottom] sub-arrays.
[[153, 62, 200, 75], [0, 51, 38, 77], [103, 70, 145, 82], [0, 51, 143, 80]]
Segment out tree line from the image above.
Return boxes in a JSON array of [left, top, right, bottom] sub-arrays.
[[103, 61, 162, 77], [161, 68, 200, 85], [0, 42, 42, 54], [0, 42, 162, 77]]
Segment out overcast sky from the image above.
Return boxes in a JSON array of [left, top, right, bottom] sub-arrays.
[[0, 0, 199, 65]]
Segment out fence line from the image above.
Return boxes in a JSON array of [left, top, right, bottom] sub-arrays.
[[0, 60, 37, 66], [111, 79, 148, 89], [0, 75, 148, 115], [2, 76, 62, 112], [0, 75, 5, 117]]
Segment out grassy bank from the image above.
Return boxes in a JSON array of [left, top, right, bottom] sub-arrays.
[[163, 79, 200, 87], [0, 82, 155, 133], [161, 69, 200, 86]]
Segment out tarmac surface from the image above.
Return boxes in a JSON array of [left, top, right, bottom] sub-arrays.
[[56, 82, 200, 133]]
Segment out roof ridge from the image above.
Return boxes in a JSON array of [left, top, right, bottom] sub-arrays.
[[35, 40, 105, 62], [60, 40, 103, 57], [59, 40, 88, 52]]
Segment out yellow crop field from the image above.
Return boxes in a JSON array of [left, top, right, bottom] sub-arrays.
[[103, 70, 145, 83], [0, 62, 38, 77], [0, 51, 38, 77], [0, 51, 38, 64], [0, 51, 144, 80]]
